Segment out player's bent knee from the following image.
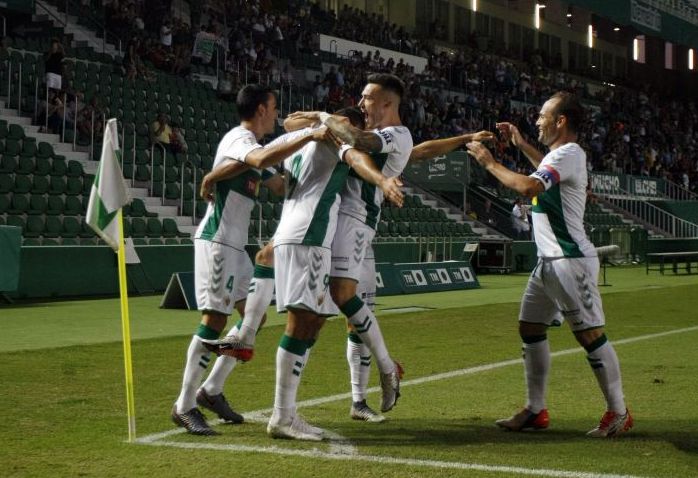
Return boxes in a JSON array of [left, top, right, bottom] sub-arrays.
[[519, 321, 547, 338], [574, 327, 605, 348], [201, 312, 228, 332]]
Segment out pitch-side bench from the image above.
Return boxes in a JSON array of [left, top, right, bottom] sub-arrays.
[[646, 251, 698, 275]]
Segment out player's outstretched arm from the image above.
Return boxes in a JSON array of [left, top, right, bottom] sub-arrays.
[[283, 116, 319, 132], [496, 122, 544, 167], [341, 146, 404, 207], [410, 130, 495, 162], [287, 111, 383, 153], [245, 127, 329, 169], [200, 160, 250, 201], [466, 141, 544, 198]]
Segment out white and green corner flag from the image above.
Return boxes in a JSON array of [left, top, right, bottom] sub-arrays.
[[86, 118, 131, 251]]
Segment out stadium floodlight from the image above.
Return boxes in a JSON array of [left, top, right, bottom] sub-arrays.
[[614, 27, 621, 31], [535, 4, 545, 30], [472, 0, 477, 12], [588, 24, 594, 48], [633, 38, 639, 61], [690, 49, 695, 70]]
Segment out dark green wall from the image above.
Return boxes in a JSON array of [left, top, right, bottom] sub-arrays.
[[651, 201, 698, 225]]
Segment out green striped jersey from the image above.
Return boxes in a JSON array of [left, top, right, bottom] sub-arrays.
[[339, 126, 413, 229], [529, 142, 596, 258], [269, 128, 350, 248], [195, 126, 274, 249]]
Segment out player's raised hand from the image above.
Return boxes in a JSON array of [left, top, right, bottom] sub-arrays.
[[466, 141, 496, 168], [380, 176, 404, 208], [496, 122, 524, 147], [310, 126, 330, 142], [471, 130, 495, 143], [287, 110, 323, 121]]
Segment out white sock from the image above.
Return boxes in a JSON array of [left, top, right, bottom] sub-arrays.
[[200, 323, 241, 396], [586, 336, 626, 413], [273, 334, 310, 422], [347, 333, 371, 402], [340, 296, 393, 374], [175, 325, 219, 413], [238, 264, 275, 345], [523, 336, 550, 414]]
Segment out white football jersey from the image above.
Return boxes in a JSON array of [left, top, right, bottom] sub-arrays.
[[269, 128, 350, 248], [195, 126, 274, 249], [338, 125, 413, 229], [529, 142, 596, 258]]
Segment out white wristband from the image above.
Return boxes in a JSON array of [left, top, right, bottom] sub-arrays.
[[319, 112, 331, 124], [338, 144, 354, 161]]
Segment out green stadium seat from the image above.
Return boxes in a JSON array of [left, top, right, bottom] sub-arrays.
[[0, 193, 9, 214], [23, 238, 41, 246], [66, 177, 82, 196], [31, 175, 50, 194], [79, 220, 96, 239], [36, 142, 55, 159], [8, 193, 29, 214], [50, 158, 67, 177], [24, 215, 45, 237], [162, 218, 182, 238], [4, 139, 20, 157], [27, 195, 47, 215], [48, 176, 66, 195], [7, 124, 25, 141], [130, 217, 147, 238], [46, 195, 64, 215], [17, 156, 34, 174], [34, 157, 52, 176], [64, 196, 84, 215], [43, 216, 62, 238], [62, 216, 81, 238], [66, 160, 84, 177], [146, 218, 163, 238], [20, 139, 37, 158], [0, 155, 18, 173], [0, 120, 7, 139], [0, 175, 12, 193], [61, 238, 79, 246], [148, 238, 164, 245]]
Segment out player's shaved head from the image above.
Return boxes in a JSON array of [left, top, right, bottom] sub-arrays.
[[367, 73, 405, 103]]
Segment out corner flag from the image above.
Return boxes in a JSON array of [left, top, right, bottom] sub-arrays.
[[86, 118, 137, 442], [86, 118, 131, 250]]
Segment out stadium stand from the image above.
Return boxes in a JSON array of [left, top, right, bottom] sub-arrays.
[[1, 0, 696, 259]]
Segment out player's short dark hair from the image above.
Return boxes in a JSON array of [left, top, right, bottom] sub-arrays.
[[550, 91, 584, 134], [367, 73, 405, 101], [335, 107, 365, 130], [236, 84, 274, 121]]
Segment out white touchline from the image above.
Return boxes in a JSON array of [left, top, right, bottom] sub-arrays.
[[135, 324, 698, 477]]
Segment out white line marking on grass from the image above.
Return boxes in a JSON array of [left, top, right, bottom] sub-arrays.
[[136, 325, 698, 476], [141, 440, 646, 478]]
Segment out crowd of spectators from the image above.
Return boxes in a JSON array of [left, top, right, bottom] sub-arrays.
[[55, 0, 698, 192]]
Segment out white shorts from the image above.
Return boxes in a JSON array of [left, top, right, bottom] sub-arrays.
[[357, 246, 376, 311], [46, 72, 62, 90], [519, 256, 605, 332], [331, 214, 375, 281], [194, 239, 253, 315], [274, 244, 338, 317]]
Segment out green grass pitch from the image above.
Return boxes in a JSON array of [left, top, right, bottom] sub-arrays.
[[2, 266, 698, 477]]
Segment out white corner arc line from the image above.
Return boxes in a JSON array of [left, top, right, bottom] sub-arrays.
[[142, 440, 647, 478]]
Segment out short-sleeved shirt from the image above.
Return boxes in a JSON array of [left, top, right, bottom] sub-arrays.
[[338, 125, 413, 229], [195, 126, 273, 250], [269, 128, 350, 249], [529, 142, 596, 258]]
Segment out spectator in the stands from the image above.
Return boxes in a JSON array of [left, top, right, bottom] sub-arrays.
[[511, 197, 530, 240], [169, 123, 188, 155], [44, 39, 65, 91], [150, 112, 172, 151], [77, 96, 104, 142]]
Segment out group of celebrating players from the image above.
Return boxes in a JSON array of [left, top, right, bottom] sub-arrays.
[[169, 73, 633, 442]]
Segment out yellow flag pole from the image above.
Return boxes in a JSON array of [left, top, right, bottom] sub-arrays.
[[117, 208, 136, 441]]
